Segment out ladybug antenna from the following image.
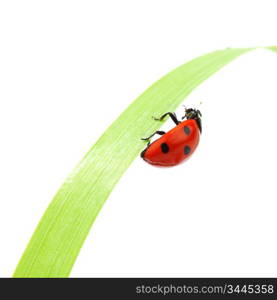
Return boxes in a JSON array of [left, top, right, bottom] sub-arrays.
[[181, 105, 187, 119], [194, 102, 202, 117], [196, 101, 202, 110]]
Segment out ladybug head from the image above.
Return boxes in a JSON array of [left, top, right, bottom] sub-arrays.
[[182, 108, 202, 120], [182, 108, 202, 133]]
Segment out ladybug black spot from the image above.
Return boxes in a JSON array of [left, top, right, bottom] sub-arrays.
[[183, 126, 191, 135], [184, 145, 191, 155], [161, 143, 169, 153]]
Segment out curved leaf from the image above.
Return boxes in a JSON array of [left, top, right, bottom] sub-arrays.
[[14, 47, 256, 277]]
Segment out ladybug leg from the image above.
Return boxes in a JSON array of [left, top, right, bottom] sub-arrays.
[[153, 112, 180, 125], [141, 131, 165, 142]]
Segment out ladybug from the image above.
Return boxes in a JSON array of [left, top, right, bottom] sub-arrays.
[[140, 108, 202, 166]]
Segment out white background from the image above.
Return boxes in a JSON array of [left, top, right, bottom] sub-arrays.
[[0, 0, 277, 277]]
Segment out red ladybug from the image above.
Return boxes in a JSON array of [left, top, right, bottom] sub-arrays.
[[140, 108, 202, 166]]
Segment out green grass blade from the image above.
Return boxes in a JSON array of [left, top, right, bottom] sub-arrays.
[[13, 47, 254, 277], [268, 46, 277, 53]]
